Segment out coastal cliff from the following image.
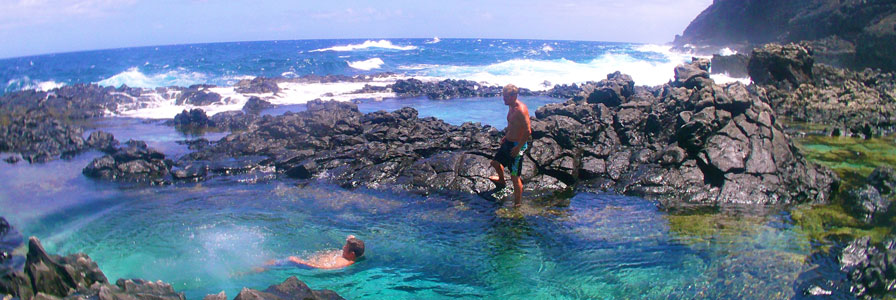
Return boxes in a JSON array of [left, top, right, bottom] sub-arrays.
[[673, 0, 896, 71]]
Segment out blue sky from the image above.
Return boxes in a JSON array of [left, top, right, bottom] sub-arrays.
[[0, 0, 712, 59]]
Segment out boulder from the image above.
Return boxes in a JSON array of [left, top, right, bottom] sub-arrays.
[[748, 43, 814, 88], [710, 54, 749, 78], [235, 77, 280, 94], [83, 140, 171, 183], [86, 131, 119, 153], [840, 236, 896, 299], [231, 276, 343, 300], [242, 96, 274, 114], [172, 108, 216, 128], [176, 86, 222, 106]]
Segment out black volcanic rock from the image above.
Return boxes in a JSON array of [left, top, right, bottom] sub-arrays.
[[389, 78, 535, 100], [176, 86, 222, 106], [83, 140, 171, 183], [174, 61, 837, 208], [748, 43, 814, 88], [230, 276, 343, 300], [172, 108, 216, 128], [673, 0, 896, 71], [711, 54, 749, 78], [86, 130, 119, 154], [235, 77, 280, 94], [242, 96, 274, 113], [840, 236, 896, 299], [0, 114, 89, 163], [751, 43, 896, 137]]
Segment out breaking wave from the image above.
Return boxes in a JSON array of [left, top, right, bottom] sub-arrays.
[[309, 40, 418, 52]]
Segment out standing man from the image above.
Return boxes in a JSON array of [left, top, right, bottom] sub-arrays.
[[489, 84, 531, 207]]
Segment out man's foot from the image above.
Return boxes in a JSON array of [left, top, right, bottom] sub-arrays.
[[488, 175, 506, 188]]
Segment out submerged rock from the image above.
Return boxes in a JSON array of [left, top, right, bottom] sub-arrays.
[[230, 276, 343, 300], [840, 236, 896, 299]]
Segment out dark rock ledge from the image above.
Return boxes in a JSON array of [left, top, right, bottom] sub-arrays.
[[120, 60, 837, 208], [0, 218, 342, 300]]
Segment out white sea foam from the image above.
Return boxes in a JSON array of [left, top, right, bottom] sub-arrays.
[[425, 37, 441, 44], [347, 58, 385, 70], [309, 40, 418, 52], [421, 44, 701, 90], [114, 76, 406, 119], [719, 47, 738, 56], [711, 73, 752, 85], [5, 76, 66, 92], [96, 67, 208, 88], [542, 44, 554, 53]]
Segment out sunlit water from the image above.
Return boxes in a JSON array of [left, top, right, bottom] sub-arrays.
[[0, 98, 820, 299]]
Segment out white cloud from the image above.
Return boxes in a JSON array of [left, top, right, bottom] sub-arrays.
[[0, 0, 137, 30]]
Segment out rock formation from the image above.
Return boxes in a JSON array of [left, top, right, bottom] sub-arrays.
[[747, 43, 896, 137], [673, 0, 896, 71], [167, 60, 837, 208]]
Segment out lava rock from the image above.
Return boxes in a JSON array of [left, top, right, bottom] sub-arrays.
[[231, 276, 343, 300], [242, 96, 274, 114], [83, 140, 171, 183], [840, 236, 896, 299], [748, 43, 814, 88], [235, 77, 280, 94], [711, 54, 749, 78], [86, 130, 119, 153], [172, 108, 216, 128]]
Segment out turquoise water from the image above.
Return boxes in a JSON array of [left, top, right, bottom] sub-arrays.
[[0, 104, 818, 299]]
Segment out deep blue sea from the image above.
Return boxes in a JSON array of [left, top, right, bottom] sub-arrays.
[[0, 39, 806, 300]]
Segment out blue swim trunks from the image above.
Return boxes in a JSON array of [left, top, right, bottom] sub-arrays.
[[494, 140, 528, 176]]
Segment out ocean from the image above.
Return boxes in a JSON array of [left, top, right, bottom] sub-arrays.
[[0, 38, 745, 118]]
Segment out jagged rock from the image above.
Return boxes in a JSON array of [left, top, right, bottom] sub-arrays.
[[840, 236, 896, 299], [0, 114, 88, 163], [748, 43, 815, 88], [845, 185, 891, 225], [86, 131, 118, 154], [172, 108, 216, 128], [673, 0, 896, 72], [176, 86, 222, 106], [711, 54, 749, 78], [587, 71, 634, 106], [868, 167, 896, 195], [231, 276, 343, 300], [235, 77, 280, 94], [82, 140, 171, 183], [242, 96, 274, 114], [204, 291, 227, 300], [389, 79, 535, 100]]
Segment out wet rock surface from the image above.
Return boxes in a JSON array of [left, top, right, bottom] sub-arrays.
[[0, 231, 342, 300], [749, 43, 896, 137], [169, 60, 837, 207], [844, 167, 896, 225], [0, 115, 89, 163], [840, 236, 896, 299], [82, 140, 172, 183]]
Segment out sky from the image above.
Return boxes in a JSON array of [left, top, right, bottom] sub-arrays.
[[0, 0, 713, 59]]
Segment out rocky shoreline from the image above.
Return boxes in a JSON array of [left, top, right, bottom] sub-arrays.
[[2, 47, 894, 298]]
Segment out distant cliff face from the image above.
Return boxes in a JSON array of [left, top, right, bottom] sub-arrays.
[[674, 0, 896, 71]]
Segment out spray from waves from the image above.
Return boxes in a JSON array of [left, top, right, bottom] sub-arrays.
[[415, 44, 750, 90], [417, 44, 700, 90], [347, 58, 385, 71], [425, 37, 441, 44], [309, 40, 418, 52], [96, 67, 209, 89], [5, 76, 66, 93]]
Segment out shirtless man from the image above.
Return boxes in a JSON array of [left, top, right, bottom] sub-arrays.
[[489, 84, 532, 207], [263, 235, 365, 270]]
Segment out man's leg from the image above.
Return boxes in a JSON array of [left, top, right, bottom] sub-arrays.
[[490, 160, 506, 187], [511, 175, 522, 206]]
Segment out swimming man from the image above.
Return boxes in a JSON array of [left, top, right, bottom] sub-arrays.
[[264, 235, 365, 270], [489, 84, 532, 207]]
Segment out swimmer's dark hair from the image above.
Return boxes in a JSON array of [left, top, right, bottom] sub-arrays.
[[346, 237, 365, 258]]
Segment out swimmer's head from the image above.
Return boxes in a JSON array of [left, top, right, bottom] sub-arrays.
[[342, 235, 365, 261]]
